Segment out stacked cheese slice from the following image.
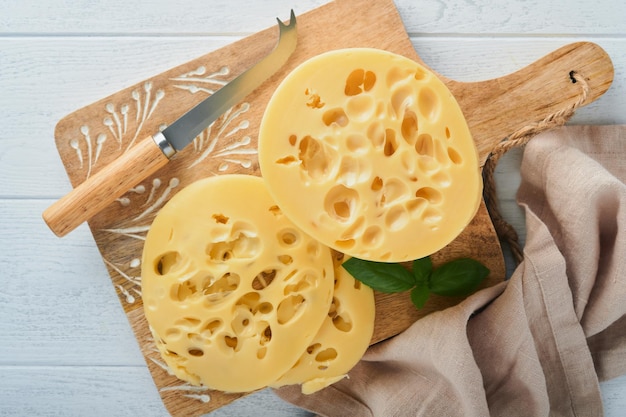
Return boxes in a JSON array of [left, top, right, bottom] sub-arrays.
[[259, 48, 482, 263], [142, 175, 375, 394]]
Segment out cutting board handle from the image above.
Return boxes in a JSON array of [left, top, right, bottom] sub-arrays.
[[437, 41, 614, 165], [43, 137, 169, 237]]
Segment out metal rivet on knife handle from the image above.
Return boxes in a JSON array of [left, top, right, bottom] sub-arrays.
[[152, 131, 176, 159], [42, 10, 297, 237]]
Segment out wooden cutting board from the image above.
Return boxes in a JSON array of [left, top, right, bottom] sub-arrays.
[[52, 0, 613, 414]]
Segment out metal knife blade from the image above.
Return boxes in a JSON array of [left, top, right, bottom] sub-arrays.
[[43, 10, 297, 237], [158, 9, 297, 155]]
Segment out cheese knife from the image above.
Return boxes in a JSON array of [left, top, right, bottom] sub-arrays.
[[43, 10, 297, 237]]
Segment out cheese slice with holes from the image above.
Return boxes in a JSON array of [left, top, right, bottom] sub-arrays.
[[270, 253, 375, 394], [141, 174, 335, 393], [258, 48, 482, 262]]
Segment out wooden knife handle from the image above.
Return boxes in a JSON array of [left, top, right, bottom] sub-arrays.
[[43, 137, 170, 237]]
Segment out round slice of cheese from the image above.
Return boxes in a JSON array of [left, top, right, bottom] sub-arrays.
[[141, 174, 335, 393], [258, 48, 482, 262], [270, 253, 375, 394]]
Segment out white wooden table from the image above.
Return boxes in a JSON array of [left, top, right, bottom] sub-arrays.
[[1, 0, 625, 415]]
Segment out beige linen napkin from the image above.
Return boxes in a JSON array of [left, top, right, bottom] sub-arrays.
[[276, 125, 626, 416]]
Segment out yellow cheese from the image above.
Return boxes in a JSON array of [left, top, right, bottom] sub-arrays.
[[258, 48, 482, 262], [270, 253, 375, 394], [141, 175, 335, 393]]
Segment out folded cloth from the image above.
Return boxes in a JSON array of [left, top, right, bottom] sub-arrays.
[[275, 125, 626, 416]]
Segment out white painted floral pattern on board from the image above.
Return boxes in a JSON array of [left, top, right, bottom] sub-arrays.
[[76, 64, 259, 310], [62, 60, 261, 406]]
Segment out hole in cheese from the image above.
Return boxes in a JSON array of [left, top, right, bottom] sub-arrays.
[[345, 69, 376, 96], [260, 324, 272, 345], [415, 187, 443, 205], [337, 155, 372, 187], [422, 207, 443, 226], [307, 343, 321, 354], [366, 121, 385, 149], [284, 271, 319, 295], [415, 133, 434, 158], [322, 108, 349, 127], [401, 109, 418, 145], [252, 269, 277, 290], [448, 146, 463, 165], [418, 155, 440, 174], [305, 88, 325, 109], [165, 327, 181, 340], [339, 216, 365, 242], [391, 85, 414, 118], [188, 348, 204, 357], [187, 332, 204, 344], [203, 272, 240, 301], [431, 171, 452, 187], [345, 133, 368, 153], [362, 225, 383, 248], [282, 269, 298, 282], [381, 178, 410, 206], [277, 294, 306, 325], [328, 297, 354, 333], [315, 348, 338, 363], [206, 232, 261, 262], [278, 229, 299, 247], [201, 319, 222, 336], [276, 155, 298, 165], [171, 277, 204, 302], [224, 335, 239, 351], [345, 95, 375, 122], [418, 86, 440, 121], [386, 66, 414, 87], [334, 238, 355, 251], [406, 198, 428, 217], [383, 129, 397, 157], [231, 308, 255, 337], [256, 302, 273, 315], [385, 205, 410, 231], [278, 254, 293, 265], [269, 205, 282, 216], [212, 213, 229, 224], [370, 176, 383, 191], [414, 67, 428, 81], [324, 185, 359, 223], [155, 251, 181, 275], [175, 317, 201, 329], [298, 135, 337, 182], [306, 240, 321, 258], [399, 149, 417, 176], [235, 291, 261, 311]]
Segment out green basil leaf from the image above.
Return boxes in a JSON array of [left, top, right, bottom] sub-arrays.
[[429, 258, 490, 297], [412, 256, 432, 284], [410, 280, 430, 309], [342, 257, 415, 293]]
